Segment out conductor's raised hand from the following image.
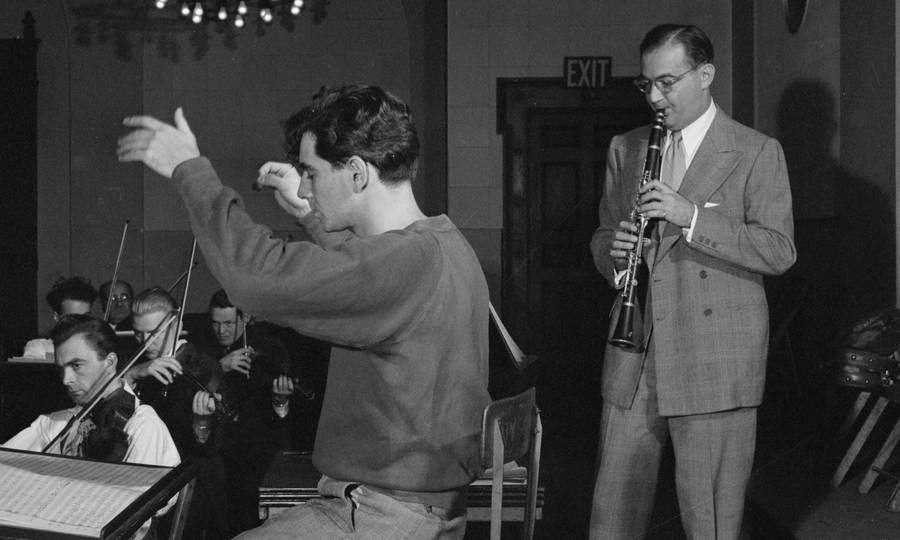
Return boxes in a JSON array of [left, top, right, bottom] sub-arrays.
[[117, 107, 200, 179], [255, 161, 312, 220]]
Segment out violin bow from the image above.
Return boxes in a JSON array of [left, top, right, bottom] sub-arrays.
[[170, 239, 197, 358], [166, 239, 235, 417], [166, 260, 199, 295], [104, 220, 129, 322]]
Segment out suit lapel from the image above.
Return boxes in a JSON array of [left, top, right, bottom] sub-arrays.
[[654, 111, 742, 264]]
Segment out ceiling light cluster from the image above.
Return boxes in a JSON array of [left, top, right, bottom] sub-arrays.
[[153, 0, 305, 27]]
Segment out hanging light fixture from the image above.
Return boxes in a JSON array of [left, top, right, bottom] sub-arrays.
[[154, 0, 308, 27]]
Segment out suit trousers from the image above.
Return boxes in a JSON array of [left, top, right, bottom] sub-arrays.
[[589, 345, 757, 540]]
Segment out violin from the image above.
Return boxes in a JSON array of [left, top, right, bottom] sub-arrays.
[[76, 386, 135, 462]]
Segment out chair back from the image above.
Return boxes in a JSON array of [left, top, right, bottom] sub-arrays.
[[479, 387, 541, 540], [480, 388, 537, 467]]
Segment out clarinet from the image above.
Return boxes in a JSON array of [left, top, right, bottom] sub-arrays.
[[608, 110, 666, 349]]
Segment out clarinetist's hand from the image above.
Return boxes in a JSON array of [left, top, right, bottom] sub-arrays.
[[638, 181, 694, 228], [610, 221, 650, 271]]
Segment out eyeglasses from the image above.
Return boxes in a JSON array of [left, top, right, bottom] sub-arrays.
[[633, 64, 702, 95], [110, 294, 131, 305]]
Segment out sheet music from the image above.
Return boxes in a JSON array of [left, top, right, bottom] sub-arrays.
[[0, 449, 171, 537]]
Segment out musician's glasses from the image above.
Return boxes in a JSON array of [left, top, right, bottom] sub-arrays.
[[633, 64, 702, 95]]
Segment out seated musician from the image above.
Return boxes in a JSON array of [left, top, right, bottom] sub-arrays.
[[99, 279, 138, 361], [5, 314, 180, 540], [22, 276, 98, 359], [4, 314, 179, 465], [187, 288, 329, 537], [100, 279, 134, 331], [125, 286, 220, 453], [200, 288, 326, 445]]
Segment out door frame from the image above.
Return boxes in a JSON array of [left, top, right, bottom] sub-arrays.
[[496, 77, 647, 350]]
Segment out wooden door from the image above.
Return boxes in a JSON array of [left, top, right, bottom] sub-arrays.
[[497, 78, 648, 537]]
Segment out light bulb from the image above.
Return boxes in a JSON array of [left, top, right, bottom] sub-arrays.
[[218, 6, 227, 20], [237, 0, 248, 15], [234, 13, 245, 27], [293, 0, 303, 7], [180, 2, 191, 16], [261, 8, 273, 23], [155, 0, 167, 9], [193, 3, 203, 16], [290, 4, 301, 15], [192, 13, 202, 23]]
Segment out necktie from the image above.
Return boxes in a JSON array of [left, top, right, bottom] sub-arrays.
[[662, 131, 686, 191], [648, 131, 685, 263]]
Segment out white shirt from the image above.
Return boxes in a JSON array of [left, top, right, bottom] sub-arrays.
[[668, 98, 717, 242], [3, 382, 180, 539], [4, 381, 179, 466]]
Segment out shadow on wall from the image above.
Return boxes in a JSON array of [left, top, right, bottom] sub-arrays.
[[751, 79, 896, 535], [772, 78, 893, 366], [67, 0, 330, 61]]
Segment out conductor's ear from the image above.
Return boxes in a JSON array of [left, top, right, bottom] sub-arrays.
[[348, 156, 369, 192]]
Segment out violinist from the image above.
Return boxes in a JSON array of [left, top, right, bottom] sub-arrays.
[[186, 289, 327, 537], [22, 276, 97, 360], [99, 279, 138, 361], [100, 279, 134, 331], [125, 287, 221, 453], [3, 314, 179, 466]]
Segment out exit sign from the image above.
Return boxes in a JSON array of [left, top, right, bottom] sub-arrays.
[[564, 56, 612, 88]]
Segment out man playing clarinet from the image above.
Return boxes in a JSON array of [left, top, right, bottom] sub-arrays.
[[589, 24, 796, 539]]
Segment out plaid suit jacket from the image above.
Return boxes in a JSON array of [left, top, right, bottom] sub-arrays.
[[591, 110, 796, 416]]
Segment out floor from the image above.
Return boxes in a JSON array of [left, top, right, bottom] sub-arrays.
[[466, 351, 900, 540]]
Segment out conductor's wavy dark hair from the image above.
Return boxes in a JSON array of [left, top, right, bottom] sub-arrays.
[[281, 85, 419, 184]]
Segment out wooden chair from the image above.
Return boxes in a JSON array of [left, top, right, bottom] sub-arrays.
[[479, 387, 543, 540]]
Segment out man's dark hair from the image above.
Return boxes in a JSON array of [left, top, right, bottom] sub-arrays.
[[640, 24, 714, 66], [99, 280, 134, 305], [46, 276, 98, 314], [282, 85, 419, 184], [208, 288, 242, 316], [50, 314, 117, 357]]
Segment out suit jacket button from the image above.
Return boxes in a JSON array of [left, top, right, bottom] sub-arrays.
[[703, 308, 713, 316], [699, 270, 708, 279]]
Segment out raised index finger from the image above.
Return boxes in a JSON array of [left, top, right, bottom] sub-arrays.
[[122, 115, 169, 131]]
